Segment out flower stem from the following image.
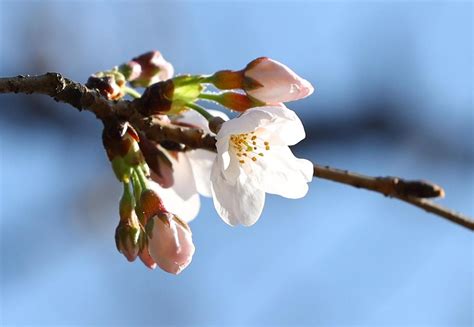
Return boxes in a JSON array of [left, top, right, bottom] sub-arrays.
[[135, 166, 149, 190], [123, 86, 142, 99], [198, 93, 221, 103], [121, 181, 135, 207], [131, 169, 143, 202], [199, 75, 214, 84], [186, 102, 214, 121]]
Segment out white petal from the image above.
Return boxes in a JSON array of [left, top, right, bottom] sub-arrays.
[[215, 137, 241, 184], [185, 149, 216, 197], [216, 108, 274, 140], [249, 106, 306, 146], [208, 109, 230, 122], [152, 153, 200, 222], [175, 109, 229, 134], [216, 137, 230, 170], [250, 146, 313, 199], [210, 162, 265, 226]]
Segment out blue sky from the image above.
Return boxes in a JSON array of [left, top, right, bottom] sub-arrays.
[[0, 1, 472, 326]]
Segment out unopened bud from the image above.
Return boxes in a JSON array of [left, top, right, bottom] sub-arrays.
[[118, 61, 142, 81], [137, 80, 174, 115], [129, 51, 174, 88], [115, 182, 142, 262], [103, 122, 145, 182], [138, 76, 203, 116], [116, 214, 138, 258], [86, 72, 126, 100], [147, 212, 195, 274], [243, 57, 314, 103], [115, 219, 141, 262]]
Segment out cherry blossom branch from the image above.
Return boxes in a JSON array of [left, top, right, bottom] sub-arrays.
[[313, 165, 474, 231], [1, 73, 473, 231]]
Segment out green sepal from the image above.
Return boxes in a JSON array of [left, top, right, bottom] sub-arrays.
[[169, 75, 204, 114]]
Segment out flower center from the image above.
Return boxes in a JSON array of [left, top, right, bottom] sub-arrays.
[[229, 131, 270, 165]]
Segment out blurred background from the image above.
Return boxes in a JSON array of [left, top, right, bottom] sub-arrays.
[[0, 1, 472, 326]]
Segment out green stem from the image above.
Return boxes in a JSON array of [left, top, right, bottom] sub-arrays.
[[121, 181, 135, 207], [131, 169, 143, 203], [123, 86, 142, 99], [199, 75, 214, 84], [186, 102, 214, 121], [135, 166, 149, 190], [176, 75, 207, 86], [198, 93, 222, 103]]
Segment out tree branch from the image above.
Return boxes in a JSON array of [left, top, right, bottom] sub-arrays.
[[1, 73, 472, 231], [313, 165, 473, 231]]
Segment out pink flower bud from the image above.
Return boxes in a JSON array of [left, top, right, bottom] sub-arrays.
[[119, 61, 142, 81], [130, 51, 174, 87], [115, 184, 141, 262], [243, 57, 314, 103], [147, 213, 195, 274]]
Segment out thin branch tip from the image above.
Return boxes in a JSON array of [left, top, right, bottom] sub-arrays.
[[313, 164, 473, 231]]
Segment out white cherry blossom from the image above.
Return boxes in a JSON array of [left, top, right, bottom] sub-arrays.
[[211, 106, 313, 226]]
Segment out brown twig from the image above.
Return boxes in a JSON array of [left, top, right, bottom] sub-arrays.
[[1, 73, 473, 231], [313, 165, 473, 231]]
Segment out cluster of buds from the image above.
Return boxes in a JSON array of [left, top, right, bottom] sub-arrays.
[[95, 51, 315, 274], [135, 56, 314, 116], [102, 120, 194, 274], [86, 51, 174, 101]]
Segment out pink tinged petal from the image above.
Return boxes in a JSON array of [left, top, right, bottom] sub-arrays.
[[244, 57, 314, 103], [185, 149, 216, 197], [148, 214, 195, 274], [157, 61, 174, 82], [210, 162, 265, 226], [151, 153, 200, 222], [250, 146, 313, 199]]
